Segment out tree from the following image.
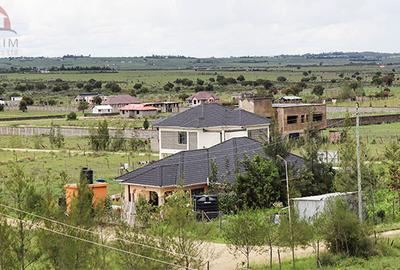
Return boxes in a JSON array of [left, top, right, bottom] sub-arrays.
[[111, 128, 125, 152], [39, 170, 101, 269], [1, 165, 43, 270], [66, 112, 77, 121], [319, 199, 374, 257], [163, 82, 174, 91], [296, 122, 334, 196], [277, 210, 313, 267], [196, 78, 204, 85], [178, 93, 190, 101], [133, 83, 142, 90], [384, 142, 400, 216], [78, 101, 89, 114], [223, 210, 264, 269], [19, 100, 28, 112], [312, 85, 325, 96], [116, 222, 171, 270], [0, 216, 17, 269], [263, 118, 291, 160], [236, 75, 245, 81], [89, 120, 110, 151], [161, 190, 211, 269], [22, 96, 34, 106], [277, 76, 287, 82], [236, 155, 280, 209], [92, 96, 102, 105], [143, 118, 150, 130], [49, 124, 65, 149]]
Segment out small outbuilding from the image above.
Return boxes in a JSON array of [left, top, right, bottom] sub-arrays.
[[292, 192, 358, 220], [92, 105, 113, 114], [119, 104, 158, 118]]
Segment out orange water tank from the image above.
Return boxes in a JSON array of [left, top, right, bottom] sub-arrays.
[[65, 183, 109, 212]]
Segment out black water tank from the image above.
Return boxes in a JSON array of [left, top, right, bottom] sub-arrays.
[[193, 195, 219, 220], [81, 168, 94, 184]]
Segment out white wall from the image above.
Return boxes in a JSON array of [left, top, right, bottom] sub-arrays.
[[197, 130, 221, 149], [224, 130, 248, 140]]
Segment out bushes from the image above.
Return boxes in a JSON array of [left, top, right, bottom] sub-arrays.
[[320, 199, 375, 258], [66, 112, 77, 121]]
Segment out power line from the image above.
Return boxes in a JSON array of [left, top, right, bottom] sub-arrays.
[[0, 203, 199, 260], [0, 212, 197, 270]]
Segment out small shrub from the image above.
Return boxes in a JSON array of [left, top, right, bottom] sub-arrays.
[[66, 112, 77, 121], [319, 252, 339, 267]]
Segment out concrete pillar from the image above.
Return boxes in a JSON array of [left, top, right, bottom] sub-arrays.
[[157, 191, 165, 205]]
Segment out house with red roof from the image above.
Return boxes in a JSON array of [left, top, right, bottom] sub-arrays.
[[102, 95, 140, 110], [186, 91, 219, 107], [119, 104, 158, 118]]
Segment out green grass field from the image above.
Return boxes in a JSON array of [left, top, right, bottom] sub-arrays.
[[0, 149, 156, 195], [0, 110, 66, 119]]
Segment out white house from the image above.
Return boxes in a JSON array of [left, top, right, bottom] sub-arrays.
[[10, 96, 22, 102], [92, 105, 113, 114], [153, 103, 270, 158]]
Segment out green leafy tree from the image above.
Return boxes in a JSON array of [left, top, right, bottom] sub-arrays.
[[143, 118, 150, 130], [0, 165, 43, 270], [312, 85, 325, 96], [161, 190, 211, 269], [49, 124, 65, 149], [115, 222, 171, 270], [297, 122, 335, 196], [223, 210, 264, 269], [92, 95, 102, 105], [111, 128, 125, 152], [236, 75, 245, 81], [0, 216, 17, 269], [78, 101, 89, 114], [66, 112, 77, 121], [236, 155, 280, 209], [319, 199, 374, 257], [89, 120, 110, 151], [19, 100, 28, 112], [384, 142, 400, 216], [277, 210, 313, 268], [277, 76, 287, 82]]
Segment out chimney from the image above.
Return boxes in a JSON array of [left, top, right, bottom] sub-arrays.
[[239, 94, 274, 118]]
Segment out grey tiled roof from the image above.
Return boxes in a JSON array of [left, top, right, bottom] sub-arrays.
[[117, 137, 304, 187], [153, 103, 270, 128]]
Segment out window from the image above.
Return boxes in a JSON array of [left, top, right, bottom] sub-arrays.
[[313, 113, 323, 122], [301, 115, 305, 123], [289, 133, 300, 139], [287, 115, 298, 124], [178, 132, 187, 144]]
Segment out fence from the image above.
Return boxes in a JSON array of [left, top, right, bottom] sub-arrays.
[[5, 105, 78, 112], [327, 113, 400, 128], [0, 126, 159, 152]]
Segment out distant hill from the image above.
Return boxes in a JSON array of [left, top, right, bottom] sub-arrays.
[[1, 52, 400, 71]]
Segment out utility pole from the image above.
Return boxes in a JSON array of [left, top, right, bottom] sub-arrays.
[[277, 155, 295, 269], [356, 102, 363, 222]]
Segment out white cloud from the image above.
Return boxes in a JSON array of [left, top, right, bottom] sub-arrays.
[[1, 0, 399, 57]]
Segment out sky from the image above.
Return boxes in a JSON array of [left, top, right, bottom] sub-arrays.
[[2, 0, 400, 57]]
